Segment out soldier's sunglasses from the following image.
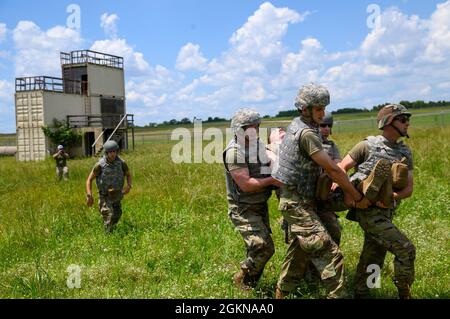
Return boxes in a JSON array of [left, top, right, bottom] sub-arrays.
[[320, 124, 332, 128], [394, 116, 410, 124]]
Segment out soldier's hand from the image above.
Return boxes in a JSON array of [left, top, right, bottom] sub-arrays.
[[331, 182, 339, 192], [123, 185, 131, 195], [355, 197, 371, 209], [86, 194, 94, 207]]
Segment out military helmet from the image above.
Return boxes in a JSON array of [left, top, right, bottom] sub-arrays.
[[322, 111, 333, 126], [103, 140, 119, 152], [377, 104, 411, 129], [294, 83, 330, 111], [230, 108, 261, 133], [57, 145, 64, 150]]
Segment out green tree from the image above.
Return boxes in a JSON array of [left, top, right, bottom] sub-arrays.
[[41, 118, 81, 149]]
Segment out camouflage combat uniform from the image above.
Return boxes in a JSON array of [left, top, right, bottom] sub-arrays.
[[55, 153, 69, 181], [224, 138, 274, 286], [273, 117, 345, 298], [317, 139, 342, 245], [92, 155, 130, 232], [348, 135, 416, 297]]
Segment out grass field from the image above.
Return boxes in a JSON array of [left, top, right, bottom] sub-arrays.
[[0, 124, 449, 298]]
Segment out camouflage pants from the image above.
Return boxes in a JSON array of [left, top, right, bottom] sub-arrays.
[[228, 202, 275, 285], [56, 166, 69, 181], [354, 207, 416, 296], [277, 199, 345, 299], [99, 196, 123, 233]]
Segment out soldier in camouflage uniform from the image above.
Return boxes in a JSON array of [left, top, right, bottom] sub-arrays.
[[338, 104, 416, 299], [272, 84, 371, 299], [53, 145, 69, 181], [86, 140, 132, 233], [223, 109, 281, 290]]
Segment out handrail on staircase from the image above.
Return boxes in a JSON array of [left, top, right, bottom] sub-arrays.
[[91, 114, 128, 152]]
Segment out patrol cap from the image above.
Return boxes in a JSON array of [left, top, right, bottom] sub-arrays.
[[57, 145, 64, 150]]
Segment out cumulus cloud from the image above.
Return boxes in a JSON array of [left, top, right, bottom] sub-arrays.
[[176, 43, 208, 71], [100, 13, 119, 39], [12, 21, 83, 76], [91, 38, 150, 75]]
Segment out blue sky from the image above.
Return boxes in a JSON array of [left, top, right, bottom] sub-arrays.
[[1, 0, 449, 132]]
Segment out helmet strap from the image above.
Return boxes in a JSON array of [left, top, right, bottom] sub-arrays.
[[390, 123, 409, 138]]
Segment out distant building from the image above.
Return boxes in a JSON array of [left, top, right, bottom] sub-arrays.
[[15, 49, 135, 161]]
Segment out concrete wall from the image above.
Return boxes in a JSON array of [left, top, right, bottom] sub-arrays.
[[42, 91, 85, 124], [88, 64, 125, 97]]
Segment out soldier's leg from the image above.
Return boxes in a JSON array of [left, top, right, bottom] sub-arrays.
[[63, 166, 69, 181], [278, 200, 345, 298], [56, 167, 62, 181], [356, 208, 416, 298], [354, 235, 387, 298], [277, 236, 309, 293], [317, 211, 341, 246], [99, 196, 113, 233], [229, 203, 275, 287], [109, 201, 123, 232]]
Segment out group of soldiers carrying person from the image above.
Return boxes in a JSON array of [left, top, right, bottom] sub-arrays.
[[223, 83, 415, 299]]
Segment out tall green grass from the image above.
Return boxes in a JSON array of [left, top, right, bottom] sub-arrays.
[[0, 126, 448, 298]]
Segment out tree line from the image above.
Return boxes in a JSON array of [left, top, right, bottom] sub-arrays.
[[275, 100, 450, 117], [140, 100, 450, 127]]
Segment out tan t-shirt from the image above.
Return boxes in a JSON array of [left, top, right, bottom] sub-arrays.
[[300, 130, 323, 156], [224, 147, 247, 172]]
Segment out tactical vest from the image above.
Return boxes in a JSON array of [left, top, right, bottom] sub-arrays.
[[95, 156, 125, 196], [350, 135, 412, 182], [322, 140, 338, 161], [272, 117, 322, 200], [223, 138, 272, 204], [55, 154, 67, 168]]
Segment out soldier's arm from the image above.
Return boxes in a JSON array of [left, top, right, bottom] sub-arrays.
[[230, 168, 279, 193], [123, 171, 132, 194], [86, 170, 96, 207], [311, 150, 369, 208], [338, 154, 358, 172], [52, 153, 59, 158], [394, 171, 413, 200]]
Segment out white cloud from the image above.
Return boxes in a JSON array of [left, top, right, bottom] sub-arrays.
[[229, 2, 306, 59], [100, 13, 119, 39], [91, 38, 150, 75], [12, 21, 83, 76], [176, 43, 208, 71], [424, 1, 450, 63]]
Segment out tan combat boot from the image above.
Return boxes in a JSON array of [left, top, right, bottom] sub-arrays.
[[233, 270, 251, 291], [398, 286, 412, 299], [358, 159, 391, 202], [275, 287, 285, 299]]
